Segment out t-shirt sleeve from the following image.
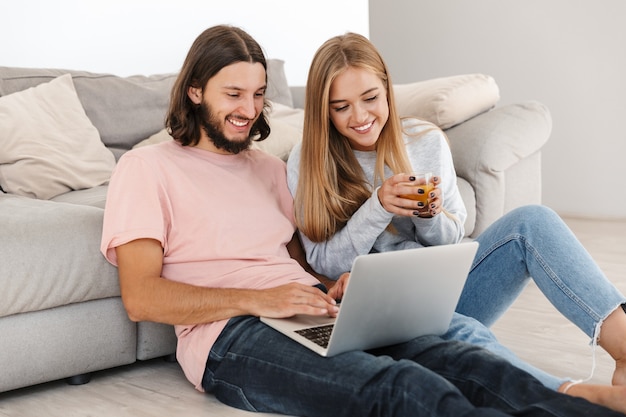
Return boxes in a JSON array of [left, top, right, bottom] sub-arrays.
[[100, 152, 169, 266]]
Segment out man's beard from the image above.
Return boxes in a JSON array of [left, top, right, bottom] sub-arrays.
[[200, 100, 254, 154]]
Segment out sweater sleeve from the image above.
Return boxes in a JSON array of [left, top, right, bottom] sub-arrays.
[[287, 144, 394, 279], [402, 126, 467, 246]]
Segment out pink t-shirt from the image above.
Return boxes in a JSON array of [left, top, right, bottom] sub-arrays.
[[101, 140, 319, 390]]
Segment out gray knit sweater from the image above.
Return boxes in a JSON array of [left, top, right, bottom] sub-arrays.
[[287, 119, 467, 279]]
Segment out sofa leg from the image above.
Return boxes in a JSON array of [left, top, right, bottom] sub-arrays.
[[66, 373, 92, 385]]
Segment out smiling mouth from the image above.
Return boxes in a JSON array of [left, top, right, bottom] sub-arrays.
[[353, 120, 374, 132], [228, 117, 250, 127]]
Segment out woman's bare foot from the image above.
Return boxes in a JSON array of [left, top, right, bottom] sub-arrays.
[[597, 306, 626, 386], [561, 382, 626, 414], [613, 358, 626, 386]]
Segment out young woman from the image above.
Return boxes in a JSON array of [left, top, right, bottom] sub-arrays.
[[286, 32, 626, 412]]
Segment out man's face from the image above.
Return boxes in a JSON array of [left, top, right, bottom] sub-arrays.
[[188, 61, 266, 154]]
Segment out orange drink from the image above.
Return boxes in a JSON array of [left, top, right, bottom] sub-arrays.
[[400, 172, 433, 206], [401, 183, 435, 205]]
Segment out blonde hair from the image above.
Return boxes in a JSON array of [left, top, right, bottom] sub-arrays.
[[295, 33, 437, 242]]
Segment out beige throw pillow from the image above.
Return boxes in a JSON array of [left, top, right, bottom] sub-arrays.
[[251, 117, 302, 161], [0, 74, 116, 199], [394, 74, 500, 130]]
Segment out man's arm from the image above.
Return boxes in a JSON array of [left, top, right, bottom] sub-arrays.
[[116, 238, 338, 325]]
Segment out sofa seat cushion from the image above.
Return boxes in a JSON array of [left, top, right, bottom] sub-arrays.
[[0, 194, 119, 318], [51, 185, 109, 208]]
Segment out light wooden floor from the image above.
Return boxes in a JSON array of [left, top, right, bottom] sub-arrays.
[[0, 216, 625, 416]]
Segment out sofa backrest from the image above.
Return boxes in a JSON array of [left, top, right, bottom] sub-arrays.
[[0, 67, 176, 158]]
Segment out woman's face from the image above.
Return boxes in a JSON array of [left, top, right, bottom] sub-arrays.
[[328, 67, 389, 151]]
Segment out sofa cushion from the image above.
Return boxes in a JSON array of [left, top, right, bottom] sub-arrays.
[[394, 74, 500, 130], [266, 59, 293, 107], [252, 117, 302, 161], [0, 194, 120, 318], [0, 74, 116, 200], [51, 185, 109, 208], [269, 101, 304, 130], [456, 177, 476, 237]]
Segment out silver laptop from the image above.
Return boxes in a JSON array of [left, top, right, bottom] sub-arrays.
[[261, 241, 479, 356]]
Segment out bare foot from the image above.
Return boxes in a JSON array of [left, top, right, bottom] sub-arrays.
[[613, 358, 626, 386], [597, 305, 626, 387], [561, 382, 626, 414]]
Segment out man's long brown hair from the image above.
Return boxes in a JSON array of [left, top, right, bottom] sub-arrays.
[[166, 25, 271, 146]]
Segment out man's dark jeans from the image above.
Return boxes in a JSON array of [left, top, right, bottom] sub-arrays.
[[202, 316, 622, 417]]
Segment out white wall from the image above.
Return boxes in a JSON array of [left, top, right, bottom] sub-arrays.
[[2, 0, 369, 86], [370, 0, 626, 220]]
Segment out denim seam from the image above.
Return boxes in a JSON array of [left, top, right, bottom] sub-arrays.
[[441, 373, 520, 410], [211, 378, 257, 411]]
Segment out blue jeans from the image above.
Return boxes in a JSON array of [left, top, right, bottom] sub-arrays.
[[443, 313, 563, 390], [459, 205, 625, 333], [203, 316, 622, 417], [455, 205, 625, 379]]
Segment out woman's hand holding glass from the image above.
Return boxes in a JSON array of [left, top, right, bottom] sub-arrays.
[[377, 173, 442, 218]]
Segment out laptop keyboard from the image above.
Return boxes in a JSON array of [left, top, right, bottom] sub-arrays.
[[295, 324, 334, 348]]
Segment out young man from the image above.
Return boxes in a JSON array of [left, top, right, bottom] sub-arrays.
[[101, 25, 624, 417]]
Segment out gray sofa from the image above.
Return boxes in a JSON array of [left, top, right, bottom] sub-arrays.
[[0, 63, 552, 394]]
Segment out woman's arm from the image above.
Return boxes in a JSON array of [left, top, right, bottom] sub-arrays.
[[286, 232, 336, 290], [405, 129, 467, 246], [287, 144, 393, 278]]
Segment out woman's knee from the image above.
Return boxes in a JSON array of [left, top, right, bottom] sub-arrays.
[[508, 205, 560, 225]]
